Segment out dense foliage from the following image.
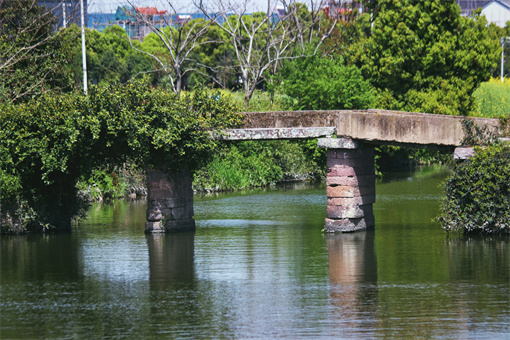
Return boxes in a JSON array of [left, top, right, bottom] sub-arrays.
[[348, 0, 501, 116], [437, 144, 510, 235], [0, 82, 242, 232], [281, 55, 377, 110]]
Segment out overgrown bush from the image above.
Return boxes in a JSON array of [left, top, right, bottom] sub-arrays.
[[437, 144, 510, 235], [0, 81, 242, 233]]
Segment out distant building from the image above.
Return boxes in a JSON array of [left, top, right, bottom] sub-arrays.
[[457, 0, 510, 27], [323, 0, 364, 21], [115, 6, 169, 40], [39, 0, 87, 29]]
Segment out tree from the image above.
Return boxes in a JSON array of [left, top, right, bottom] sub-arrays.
[[348, 0, 501, 116], [198, 0, 336, 108], [60, 24, 153, 87], [123, 3, 217, 95], [0, 0, 73, 103], [281, 54, 376, 110]]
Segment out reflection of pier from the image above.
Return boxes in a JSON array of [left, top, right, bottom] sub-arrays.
[[146, 232, 195, 291], [326, 232, 378, 330]]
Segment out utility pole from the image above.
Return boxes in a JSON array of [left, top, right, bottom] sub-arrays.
[[80, 0, 87, 94], [62, 1, 66, 28]]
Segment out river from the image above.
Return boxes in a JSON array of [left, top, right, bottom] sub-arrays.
[[1, 165, 509, 338]]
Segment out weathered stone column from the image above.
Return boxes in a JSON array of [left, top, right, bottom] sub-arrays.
[[318, 138, 376, 232], [145, 164, 195, 233]]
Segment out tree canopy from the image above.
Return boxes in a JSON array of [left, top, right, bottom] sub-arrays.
[[348, 0, 501, 115]]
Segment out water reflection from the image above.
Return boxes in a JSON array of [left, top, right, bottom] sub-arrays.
[[326, 232, 378, 334], [2, 166, 509, 338], [146, 232, 195, 290]]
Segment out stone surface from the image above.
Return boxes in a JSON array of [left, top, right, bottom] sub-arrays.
[[324, 216, 375, 233], [318, 138, 362, 149], [145, 164, 195, 233], [326, 174, 375, 187], [327, 196, 376, 206], [217, 127, 336, 140], [327, 185, 375, 198], [327, 204, 373, 219], [240, 110, 501, 147], [453, 147, 476, 160], [327, 147, 374, 159], [326, 165, 375, 177]]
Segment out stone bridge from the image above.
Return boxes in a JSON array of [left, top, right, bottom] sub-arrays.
[[145, 109, 504, 233]]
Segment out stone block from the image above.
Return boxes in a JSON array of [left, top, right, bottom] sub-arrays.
[[317, 137, 362, 149], [327, 148, 374, 160], [171, 206, 193, 220], [327, 204, 373, 219], [327, 156, 374, 168], [145, 221, 165, 233], [327, 185, 375, 198], [326, 174, 375, 187], [146, 210, 163, 222], [164, 219, 196, 232], [453, 147, 475, 160], [327, 195, 376, 206], [324, 217, 370, 232], [326, 165, 374, 177]]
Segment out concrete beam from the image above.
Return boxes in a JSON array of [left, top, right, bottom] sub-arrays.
[[241, 110, 501, 147], [217, 127, 335, 140]]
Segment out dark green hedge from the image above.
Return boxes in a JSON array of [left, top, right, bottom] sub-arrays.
[[0, 82, 242, 233], [437, 144, 510, 234]]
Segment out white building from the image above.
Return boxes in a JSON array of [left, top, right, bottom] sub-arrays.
[[457, 0, 510, 27], [481, 0, 510, 27]]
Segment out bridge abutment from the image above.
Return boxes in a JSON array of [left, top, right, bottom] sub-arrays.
[[319, 138, 376, 232], [145, 165, 195, 233]]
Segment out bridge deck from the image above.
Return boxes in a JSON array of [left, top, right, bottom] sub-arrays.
[[232, 109, 502, 148]]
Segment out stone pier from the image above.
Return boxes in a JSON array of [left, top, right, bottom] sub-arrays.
[[318, 138, 376, 232], [145, 165, 195, 233]]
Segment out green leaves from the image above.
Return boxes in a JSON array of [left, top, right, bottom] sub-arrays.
[[437, 144, 510, 234], [349, 0, 500, 116], [0, 81, 242, 231], [281, 55, 376, 110]]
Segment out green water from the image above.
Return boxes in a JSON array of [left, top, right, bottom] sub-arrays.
[[1, 166, 509, 338]]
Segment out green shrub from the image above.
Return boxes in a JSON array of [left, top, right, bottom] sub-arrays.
[[193, 140, 324, 191], [437, 144, 510, 234], [472, 78, 510, 118]]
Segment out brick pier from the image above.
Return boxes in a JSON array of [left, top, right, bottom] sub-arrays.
[[319, 138, 376, 232]]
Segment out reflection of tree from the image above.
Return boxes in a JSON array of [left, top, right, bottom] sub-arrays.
[[326, 232, 378, 332]]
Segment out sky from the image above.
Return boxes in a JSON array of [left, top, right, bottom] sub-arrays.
[[87, 0, 282, 13]]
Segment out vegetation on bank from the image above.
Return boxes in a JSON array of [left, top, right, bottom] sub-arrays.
[[0, 82, 242, 233], [472, 78, 510, 118], [437, 143, 510, 235]]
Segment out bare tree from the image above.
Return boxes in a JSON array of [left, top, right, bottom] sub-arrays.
[[197, 0, 335, 108], [123, 1, 220, 95]]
